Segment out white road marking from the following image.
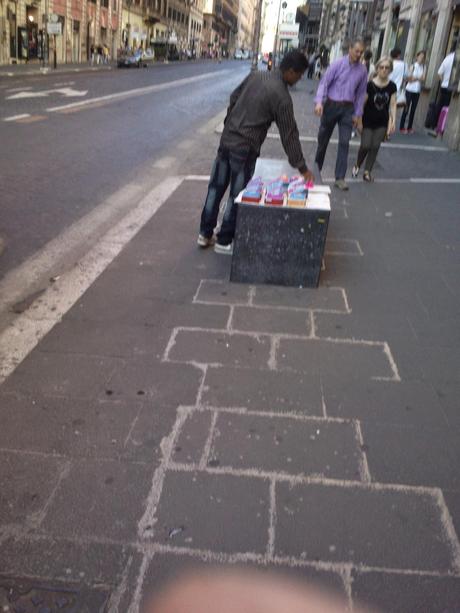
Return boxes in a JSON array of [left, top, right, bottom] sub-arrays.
[[46, 70, 232, 113], [0, 176, 184, 384], [3, 114, 31, 122], [0, 182, 144, 319], [6, 87, 88, 100], [186, 174, 460, 185], [5, 86, 33, 93], [153, 156, 177, 169], [410, 177, 460, 183], [264, 132, 450, 152]]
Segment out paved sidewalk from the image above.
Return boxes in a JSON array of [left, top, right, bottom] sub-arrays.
[[1, 76, 460, 612], [0, 60, 115, 79]]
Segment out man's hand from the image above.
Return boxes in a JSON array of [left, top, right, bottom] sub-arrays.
[[301, 169, 315, 184], [314, 103, 323, 117], [352, 116, 363, 132]]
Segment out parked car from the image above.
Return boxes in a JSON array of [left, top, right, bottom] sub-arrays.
[[117, 50, 143, 68], [117, 49, 155, 68], [141, 49, 155, 65], [234, 49, 243, 60]]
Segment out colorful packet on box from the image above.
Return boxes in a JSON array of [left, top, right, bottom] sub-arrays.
[[241, 177, 264, 203], [265, 187, 285, 205]]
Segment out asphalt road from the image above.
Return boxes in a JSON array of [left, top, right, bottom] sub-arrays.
[[0, 60, 249, 278]]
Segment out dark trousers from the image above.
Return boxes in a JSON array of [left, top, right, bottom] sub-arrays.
[[315, 101, 354, 180], [200, 145, 257, 245], [400, 91, 420, 130], [356, 126, 387, 173]]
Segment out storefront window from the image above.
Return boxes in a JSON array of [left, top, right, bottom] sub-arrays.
[[415, 11, 437, 61]]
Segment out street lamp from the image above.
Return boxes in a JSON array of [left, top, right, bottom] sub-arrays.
[[273, 0, 286, 68]]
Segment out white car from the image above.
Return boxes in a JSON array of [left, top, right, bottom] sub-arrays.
[[234, 49, 243, 60]]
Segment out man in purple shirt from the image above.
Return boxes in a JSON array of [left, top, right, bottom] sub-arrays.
[[314, 38, 367, 190]]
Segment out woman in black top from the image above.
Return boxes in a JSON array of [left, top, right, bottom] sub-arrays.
[[352, 56, 397, 182]]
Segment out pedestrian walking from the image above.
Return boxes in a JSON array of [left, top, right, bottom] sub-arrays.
[[363, 49, 375, 78], [314, 56, 321, 79], [436, 46, 455, 117], [351, 56, 396, 182], [97, 44, 103, 65], [90, 43, 96, 65], [314, 38, 368, 191], [389, 48, 407, 107], [103, 44, 110, 64], [267, 52, 273, 71], [197, 50, 314, 254], [307, 54, 315, 79], [400, 51, 426, 133]]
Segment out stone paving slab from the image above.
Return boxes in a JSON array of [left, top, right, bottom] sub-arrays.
[[103, 359, 202, 404], [38, 318, 172, 358], [140, 551, 348, 612], [172, 410, 215, 464], [194, 279, 251, 304], [231, 305, 311, 336], [362, 423, 460, 490], [443, 491, 460, 540], [1, 352, 123, 399], [0, 394, 150, 461], [313, 310, 417, 344], [208, 412, 363, 481], [275, 482, 458, 571], [432, 380, 460, 427], [168, 329, 271, 369], [406, 313, 460, 348], [0, 536, 139, 590], [0, 574, 111, 613], [351, 570, 460, 613], [277, 338, 393, 380], [41, 458, 153, 541], [201, 366, 323, 415], [153, 471, 269, 554], [0, 450, 65, 525], [252, 285, 348, 312], [69, 294, 231, 330], [322, 377, 448, 427]]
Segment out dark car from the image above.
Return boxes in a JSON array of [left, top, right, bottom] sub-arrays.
[[117, 50, 142, 68]]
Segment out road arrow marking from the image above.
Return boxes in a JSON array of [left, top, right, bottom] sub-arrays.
[[6, 87, 88, 99]]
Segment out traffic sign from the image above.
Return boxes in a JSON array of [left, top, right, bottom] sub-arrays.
[[47, 22, 62, 34]]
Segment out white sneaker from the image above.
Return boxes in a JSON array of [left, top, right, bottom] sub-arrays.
[[197, 234, 215, 248], [214, 242, 233, 255], [351, 165, 359, 178]]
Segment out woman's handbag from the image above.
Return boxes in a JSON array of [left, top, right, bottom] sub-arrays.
[[396, 86, 407, 107]]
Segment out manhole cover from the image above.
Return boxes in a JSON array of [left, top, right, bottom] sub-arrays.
[[0, 576, 111, 612]]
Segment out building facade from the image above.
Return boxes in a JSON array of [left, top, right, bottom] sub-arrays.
[[0, 0, 121, 65], [296, 0, 322, 53], [236, 0, 256, 52], [0, 0, 207, 64], [202, 0, 238, 56]]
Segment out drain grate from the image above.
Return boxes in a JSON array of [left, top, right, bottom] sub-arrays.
[[0, 576, 111, 613]]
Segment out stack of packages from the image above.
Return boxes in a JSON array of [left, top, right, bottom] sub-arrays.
[[287, 176, 309, 208], [240, 177, 264, 203], [265, 175, 289, 206], [240, 175, 313, 208]]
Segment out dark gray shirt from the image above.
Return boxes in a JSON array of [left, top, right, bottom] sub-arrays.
[[220, 70, 308, 173]]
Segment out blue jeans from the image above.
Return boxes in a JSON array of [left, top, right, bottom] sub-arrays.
[[200, 145, 258, 245], [315, 101, 353, 180]]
